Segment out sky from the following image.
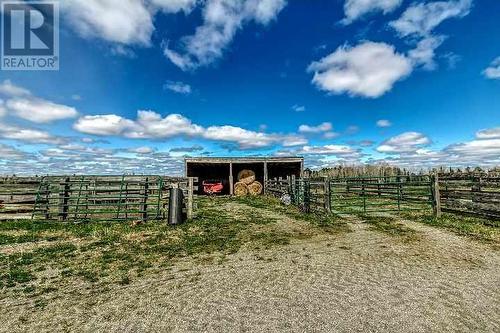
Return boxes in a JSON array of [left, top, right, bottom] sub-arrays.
[[0, 0, 499, 175]]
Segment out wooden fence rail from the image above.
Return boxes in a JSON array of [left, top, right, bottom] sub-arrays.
[[438, 175, 500, 219]]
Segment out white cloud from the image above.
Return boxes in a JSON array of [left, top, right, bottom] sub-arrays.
[[6, 98, 78, 123], [0, 144, 30, 160], [291, 104, 306, 112], [346, 125, 360, 135], [203, 125, 275, 148], [164, 81, 192, 94], [129, 146, 156, 154], [281, 135, 308, 147], [408, 35, 445, 70], [73, 114, 136, 136], [389, 0, 472, 37], [73, 110, 305, 149], [0, 81, 78, 123], [376, 119, 392, 127], [0, 99, 6, 118], [323, 132, 340, 139], [164, 0, 287, 70], [386, 1, 472, 75], [371, 127, 500, 168], [170, 145, 204, 153], [300, 144, 358, 155], [342, 0, 402, 24], [0, 123, 64, 144], [62, 0, 154, 46], [482, 57, 500, 80], [377, 131, 431, 153], [298, 122, 332, 134], [475, 127, 500, 139], [0, 148, 188, 176], [0, 80, 31, 97], [149, 0, 197, 13], [308, 42, 413, 98], [445, 138, 500, 158], [126, 111, 204, 139]]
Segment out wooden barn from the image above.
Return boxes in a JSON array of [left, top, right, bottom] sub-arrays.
[[185, 157, 304, 195]]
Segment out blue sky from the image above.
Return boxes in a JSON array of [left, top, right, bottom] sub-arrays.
[[0, 0, 499, 175]]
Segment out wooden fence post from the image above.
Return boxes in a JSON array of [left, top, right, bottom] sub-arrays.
[[59, 177, 70, 221], [324, 177, 331, 213], [304, 179, 310, 213], [291, 174, 296, 204], [187, 177, 194, 220], [43, 182, 50, 220], [432, 174, 442, 218], [142, 177, 149, 222], [286, 176, 291, 196]]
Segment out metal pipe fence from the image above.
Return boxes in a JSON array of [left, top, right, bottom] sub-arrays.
[[0, 175, 198, 222], [266, 175, 436, 215]]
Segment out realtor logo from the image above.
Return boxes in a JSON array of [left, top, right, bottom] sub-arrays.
[[1, 1, 59, 70]]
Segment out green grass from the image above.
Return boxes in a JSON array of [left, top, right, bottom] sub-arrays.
[[0, 196, 342, 296], [402, 211, 500, 243], [361, 215, 420, 242], [234, 195, 350, 234]]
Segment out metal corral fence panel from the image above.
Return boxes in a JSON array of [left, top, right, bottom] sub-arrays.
[[266, 175, 435, 215], [438, 175, 500, 219], [328, 175, 434, 214], [0, 175, 198, 222]]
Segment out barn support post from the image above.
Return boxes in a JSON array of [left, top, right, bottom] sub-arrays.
[[229, 162, 234, 195], [263, 161, 268, 194], [432, 174, 442, 218], [187, 177, 194, 219]]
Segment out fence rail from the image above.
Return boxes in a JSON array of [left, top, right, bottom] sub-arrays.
[[438, 175, 500, 219], [266, 175, 436, 215], [0, 175, 198, 222], [266, 174, 500, 219]]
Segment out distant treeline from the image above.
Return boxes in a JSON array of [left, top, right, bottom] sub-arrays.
[[307, 164, 500, 178]]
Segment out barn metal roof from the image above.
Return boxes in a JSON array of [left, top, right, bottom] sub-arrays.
[[185, 156, 304, 163]]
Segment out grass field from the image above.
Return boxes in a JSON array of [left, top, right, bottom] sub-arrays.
[[0, 195, 499, 332], [0, 196, 349, 297]]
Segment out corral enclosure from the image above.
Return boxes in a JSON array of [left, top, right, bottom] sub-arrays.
[[0, 175, 197, 222], [185, 157, 304, 195]]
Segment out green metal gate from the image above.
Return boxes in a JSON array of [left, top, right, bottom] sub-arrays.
[[31, 175, 167, 222], [329, 175, 434, 214]]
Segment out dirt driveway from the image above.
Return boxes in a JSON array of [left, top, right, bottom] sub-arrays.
[[1, 201, 499, 332]]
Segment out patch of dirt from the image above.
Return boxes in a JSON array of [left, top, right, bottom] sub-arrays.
[[0, 237, 87, 255], [1, 202, 499, 333]]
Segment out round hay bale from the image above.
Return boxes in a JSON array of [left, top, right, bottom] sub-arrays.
[[234, 182, 249, 196], [237, 169, 256, 185], [248, 181, 263, 196]]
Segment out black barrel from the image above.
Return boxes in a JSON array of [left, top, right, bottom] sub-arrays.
[[168, 188, 185, 225]]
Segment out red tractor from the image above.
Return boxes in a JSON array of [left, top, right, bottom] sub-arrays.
[[202, 180, 224, 195]]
